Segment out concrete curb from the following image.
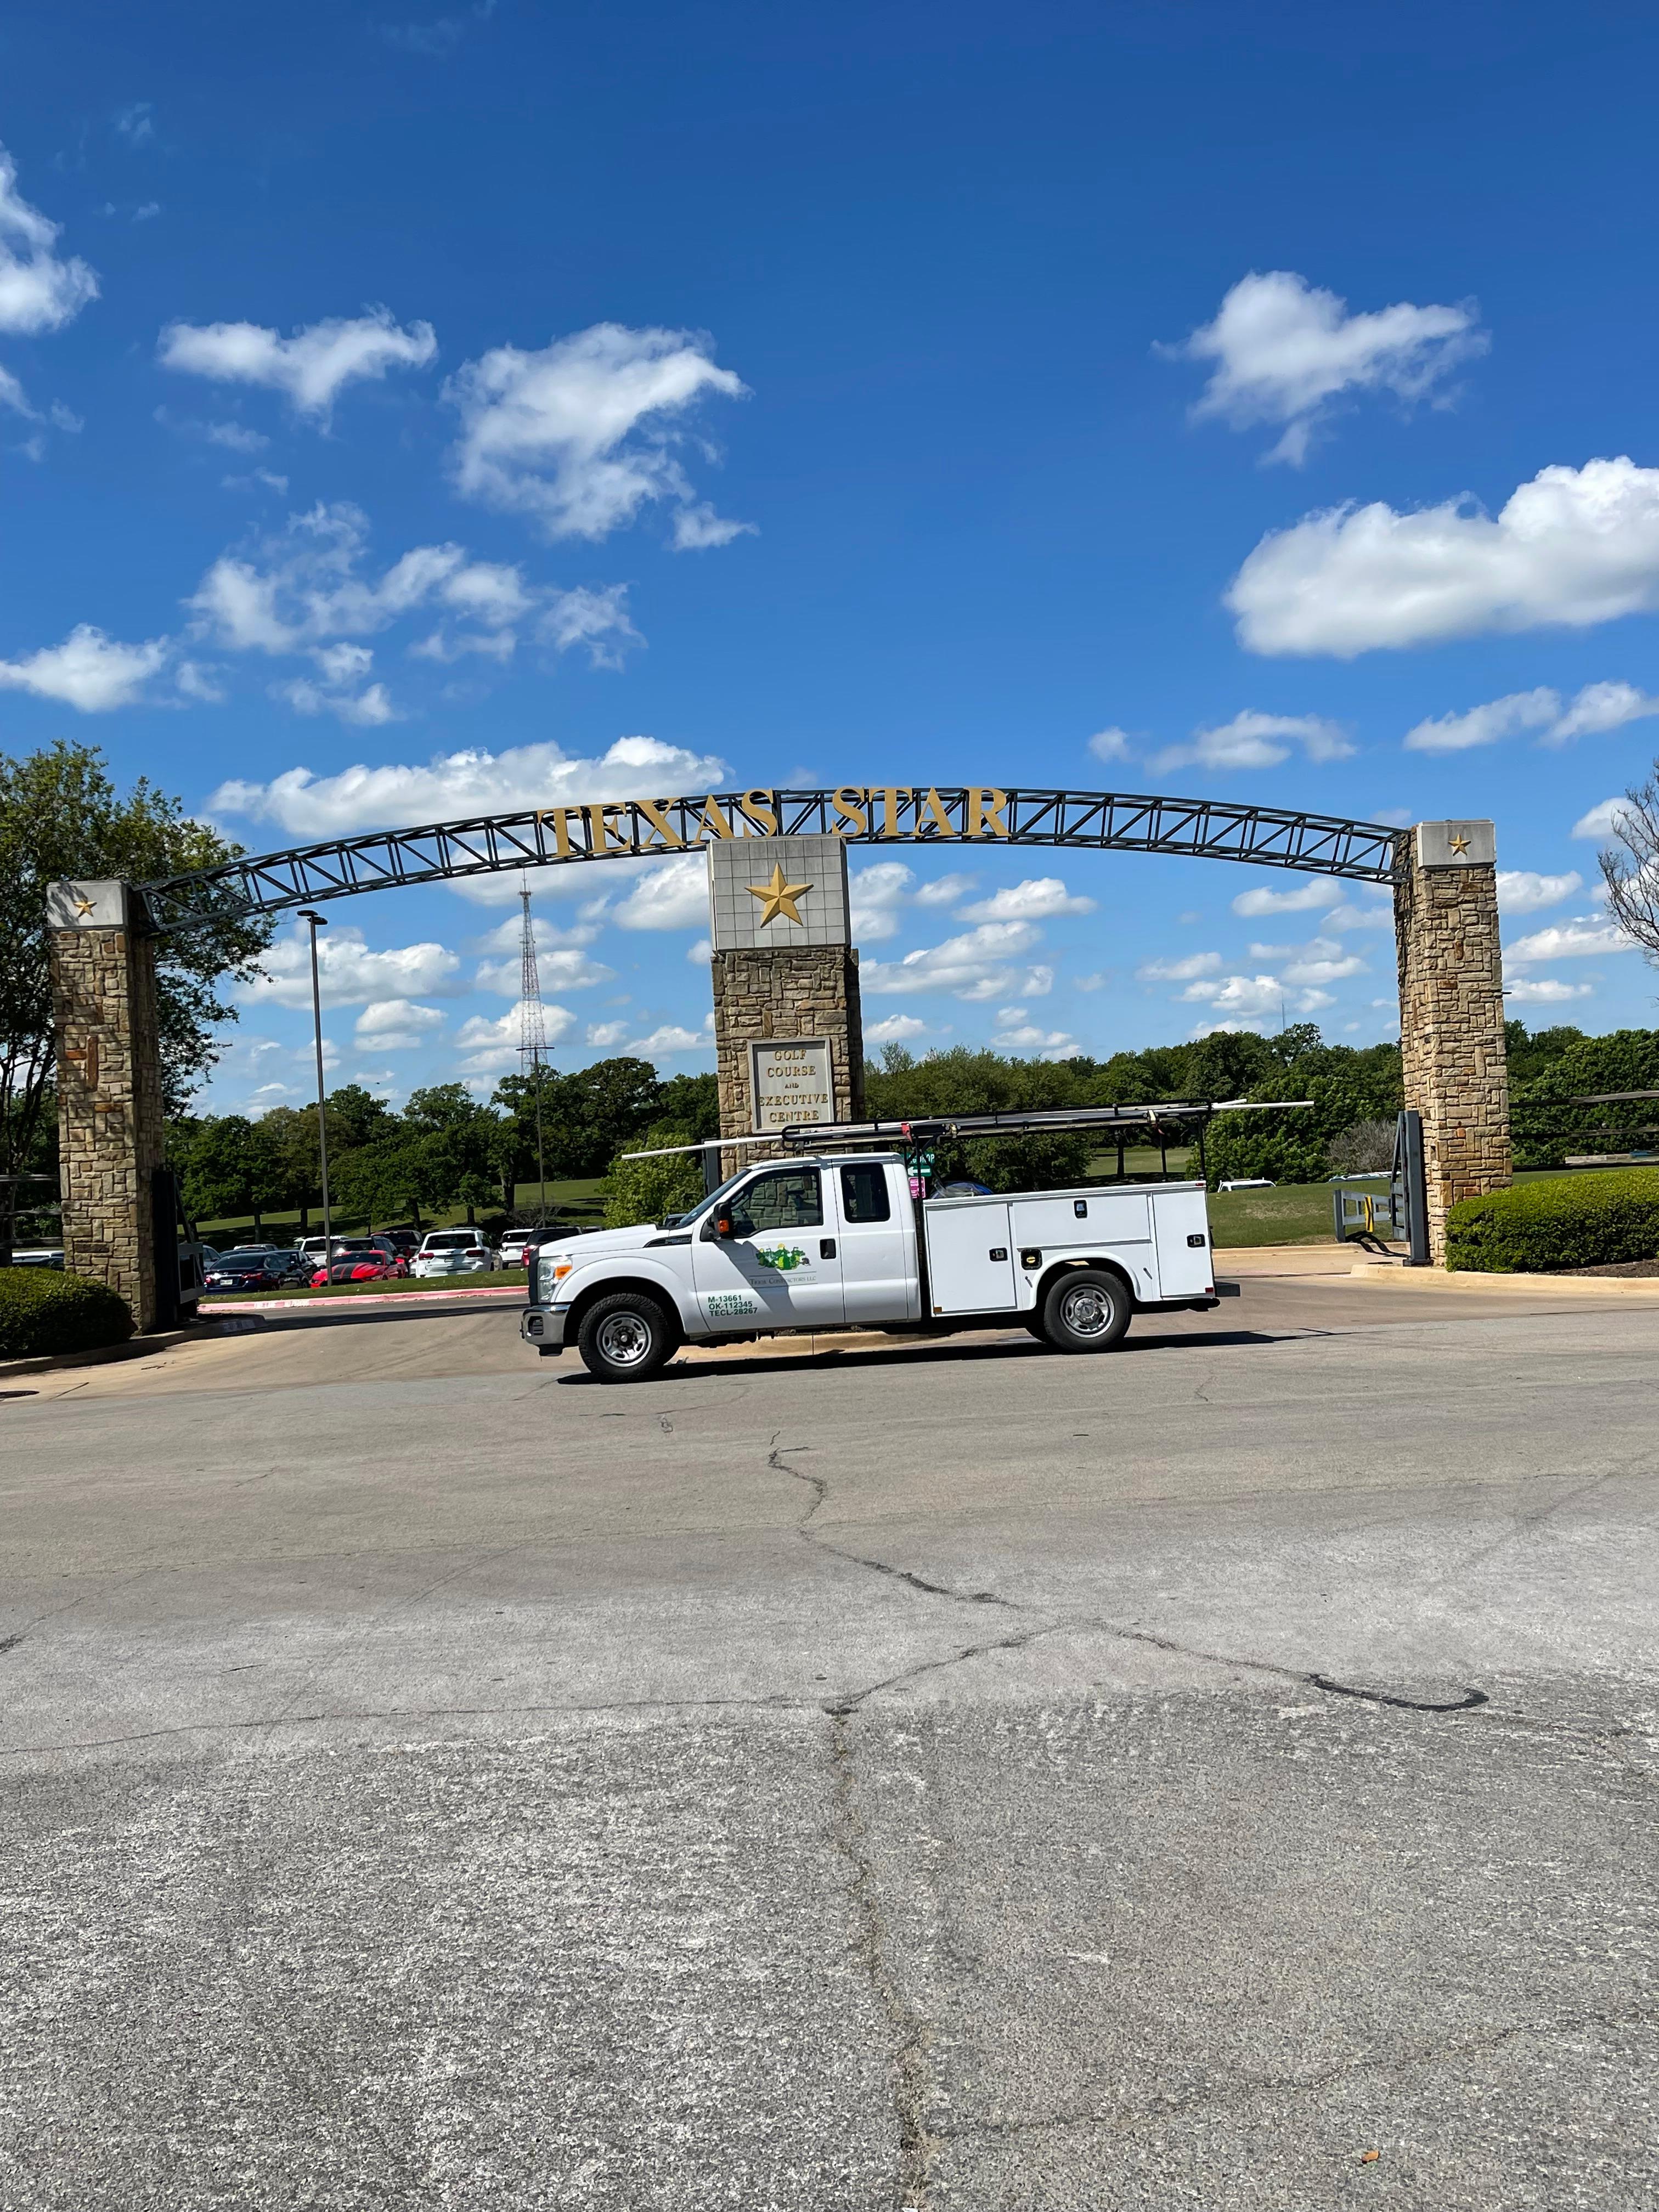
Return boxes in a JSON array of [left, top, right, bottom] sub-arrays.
[[198, 1286, 529, 1315], [0, 1328, 206, 1379], [1348, 1262, 1659, 1296]]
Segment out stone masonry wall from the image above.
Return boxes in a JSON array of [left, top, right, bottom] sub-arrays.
[[711, 945, 865, 1173], [49, 918, 167, 1330], [1394, 837, 1511, 1263]]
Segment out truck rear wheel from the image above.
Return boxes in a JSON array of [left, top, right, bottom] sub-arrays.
[[1039, 1268, 1131, 1353], [577, 1292, 678, 1383]]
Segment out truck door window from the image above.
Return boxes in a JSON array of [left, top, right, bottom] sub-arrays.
[[839, 1164, 891, 1222], [729, 1169, 823, 1235]]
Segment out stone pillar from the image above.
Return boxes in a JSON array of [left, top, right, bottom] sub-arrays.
[[47, 881, 168, 1330], [1394, 822, 1511, 1264], [706, 834, 865, 1172]]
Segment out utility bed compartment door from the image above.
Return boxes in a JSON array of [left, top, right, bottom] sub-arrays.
[[924, 1201, 1015, 1314], [1009, 1192, 1150, 1246]]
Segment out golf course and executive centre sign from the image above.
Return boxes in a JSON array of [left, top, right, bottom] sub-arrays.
[[750, 1039, 836, 1132]]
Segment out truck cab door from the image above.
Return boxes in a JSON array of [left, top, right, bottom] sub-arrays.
[[836, 1160, 918, 1324], [691, 1165, 845, 1332]]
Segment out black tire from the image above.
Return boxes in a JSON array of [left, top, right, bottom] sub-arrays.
[[1037, 1267, 1132, 1353], [576, 1291, 678, 1383]]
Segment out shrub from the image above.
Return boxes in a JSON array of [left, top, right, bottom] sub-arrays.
[[0, 1267, 136, 1357], [1445, 1169, 1659, 1273]]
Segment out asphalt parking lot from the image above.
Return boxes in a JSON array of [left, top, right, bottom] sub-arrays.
[[2, 1270, 1655, 2210]]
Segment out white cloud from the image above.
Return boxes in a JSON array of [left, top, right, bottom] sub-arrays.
[[862, 921, 1043, 1001], [956, 876, 1097, 922], [475, 941, 614, 994], [1496, 869, 1582, 915], [1278, 938, 1368, 986], [1020, 963, 1055, 998], [584, 1019, 632, 1048], [1505, 916, 1633, 964], [453, 998, 575, 1074], [1153, 710, 1353, 774], [1505, 977, 1594, 1004], [1167, 269, 1483, 465], [1137, 951, 1222, 982], [188, 501, 640, 681], [353, 998, 445, 1049], [0, 145, 98, 334], [0, 623, 167, 711], [278, 667, 399, 726], [672, 501, 757, 551], [1074, 972, 1107, 992], [610, 848, 711, 930], [991, 1024, 1082, 1059], [1403, 687, 1560, 754], [1571, 797, 1634, 842], [1087, 726, 1132, 764], [1229, 876, 1343, 918], [1181, 973, 1335, 1018], [533, 584, 643, 669], [1542, 679, 1659, 746], [1323, 898, 1395, 933], [158, 308, 436, 416], [686, 937, 712, 963], [445, 321, 749, 543], [622, 1018, 715, 1057], [1231, 457, 1659, 657], [849, 860, 916, 941], [1404, 679, 1659, 753], [865, 1013, 931, 1043], [244, 924, 463, 1009], [209, 730, 727, 839], [913, 872, 978, 908]]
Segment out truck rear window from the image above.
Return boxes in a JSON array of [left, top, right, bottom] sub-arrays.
[[840, 1164, 891, 1222]]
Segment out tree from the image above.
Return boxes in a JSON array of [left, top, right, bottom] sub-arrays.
[[656, 1071, 721, 1141], [0, 740, 271, 1262], [1599, 771, 1659, 967], [324, 1082, 398, 1153], [179, 1114, 291, 1234], [403, 1084, 502, 1222], [602, 1122, 707, 1228], [556, 1056, 665, 1175]]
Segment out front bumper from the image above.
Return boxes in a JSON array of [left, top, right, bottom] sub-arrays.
[[520, 1304, 567, 1351]]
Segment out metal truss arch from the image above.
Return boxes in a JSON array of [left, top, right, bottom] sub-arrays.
[[134, 785, 1400, 936]]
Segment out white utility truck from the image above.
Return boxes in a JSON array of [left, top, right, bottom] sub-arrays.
[[521, 1107, 1229, 1384]]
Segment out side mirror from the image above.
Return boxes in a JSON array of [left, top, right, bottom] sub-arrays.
[[715, 1215, 735, 1239]]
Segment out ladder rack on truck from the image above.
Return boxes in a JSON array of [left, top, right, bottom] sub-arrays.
[[521, 1099, 1303, 1383]]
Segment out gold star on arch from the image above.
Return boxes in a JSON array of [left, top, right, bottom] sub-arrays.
[[1447, 832, 1471, 856], [746, 863, 812, 926], [72, 894, 95, 918]]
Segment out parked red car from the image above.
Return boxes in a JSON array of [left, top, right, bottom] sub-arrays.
[[309, 1236, 409, 1286]]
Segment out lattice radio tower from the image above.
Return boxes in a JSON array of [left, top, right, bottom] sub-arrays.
[[518, 881, 550, 1220]]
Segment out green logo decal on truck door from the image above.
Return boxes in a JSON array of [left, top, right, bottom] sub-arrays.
[[755, 1245, 809, 1272]]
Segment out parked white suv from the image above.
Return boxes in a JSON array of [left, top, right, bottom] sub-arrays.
[[411, 1228, 499, 1278]]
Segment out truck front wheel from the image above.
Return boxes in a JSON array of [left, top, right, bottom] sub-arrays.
[[1039, 1268, 1131, 1353], [577, 1292, 678, 1383]]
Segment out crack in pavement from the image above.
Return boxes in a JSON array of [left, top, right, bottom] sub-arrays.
[[827, 1704, 936, 2211], [934, 2005, 1659, 2146], [0, 1690, 822, 1760]]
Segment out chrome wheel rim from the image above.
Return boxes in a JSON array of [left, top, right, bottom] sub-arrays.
[[597, 1312, 653, 1366], [1059, 1283, 1115, 1338]]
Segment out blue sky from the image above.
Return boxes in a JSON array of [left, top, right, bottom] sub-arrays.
[[4, 0, 1659, 1110]]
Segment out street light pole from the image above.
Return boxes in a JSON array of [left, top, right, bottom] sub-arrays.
[[298, 910, 332, 1269]]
